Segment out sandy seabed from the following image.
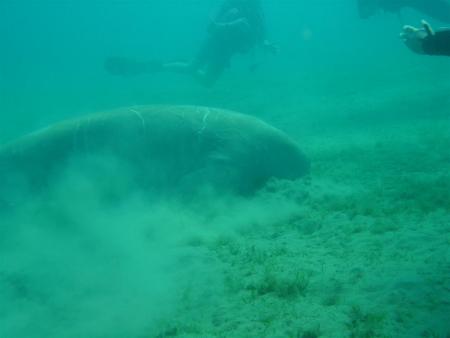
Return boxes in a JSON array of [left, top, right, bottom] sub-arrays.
[[1, 61, 449, 338]]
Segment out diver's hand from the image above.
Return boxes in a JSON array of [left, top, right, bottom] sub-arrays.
[[262, 40, 279, 55], [400, 20, 435, 54]]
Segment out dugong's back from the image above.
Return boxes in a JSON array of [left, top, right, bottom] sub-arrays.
[[0, 105, 309, 202]]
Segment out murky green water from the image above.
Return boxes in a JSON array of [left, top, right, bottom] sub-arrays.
[[1, 1, 449, 337]]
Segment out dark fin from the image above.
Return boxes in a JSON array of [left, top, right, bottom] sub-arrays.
[[104, 57, 162, 77]]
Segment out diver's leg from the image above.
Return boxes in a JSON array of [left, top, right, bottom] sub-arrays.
[[161, 59, 223, 87], [160, 52, 225, 87], [160, 42, 208, 77]]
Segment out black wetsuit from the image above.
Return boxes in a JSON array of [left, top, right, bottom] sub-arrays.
[[214, 0, 266, 48], [192, 0, 267, 84], [423, 30, 450, 56]]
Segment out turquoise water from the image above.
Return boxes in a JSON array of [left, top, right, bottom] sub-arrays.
[[1, 1, 449, 337]]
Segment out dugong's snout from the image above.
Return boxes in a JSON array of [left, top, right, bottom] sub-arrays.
[[266, 138, 310, 182]]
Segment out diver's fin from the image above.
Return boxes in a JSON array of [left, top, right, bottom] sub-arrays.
[[104, 57, 162, 77]]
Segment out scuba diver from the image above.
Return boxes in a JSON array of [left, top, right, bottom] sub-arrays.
[[400, 20, 450, 56], [357, 0, 450, 23], [106, 0, 278, 87]]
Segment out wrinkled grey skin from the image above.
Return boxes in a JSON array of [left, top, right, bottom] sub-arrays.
[[0, 106, 309, 205]]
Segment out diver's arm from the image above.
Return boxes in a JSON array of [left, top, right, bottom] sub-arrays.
[[422, 30, 450, 56], [251, 6, 279, 54], [401, 20, 450, 56]]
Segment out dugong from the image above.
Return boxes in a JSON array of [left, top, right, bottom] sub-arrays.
[[0, 105, 309, 203]]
